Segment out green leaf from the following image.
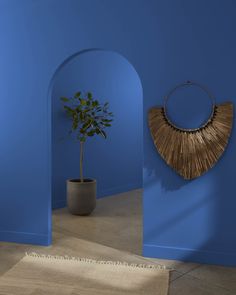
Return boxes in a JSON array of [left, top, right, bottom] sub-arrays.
[[80, 128, 86, 134], [79, 99, 87, 106], [79, 136, 86, 142], [61, 97, 69, 102], [87, 130, 96, 136], [64, 105, 75, 117], [75, 105, 82, 112], [64, 105, 73, 111], [87, 92, 92, 99], [83, 108, 90, 113], [82, 120, 92, 130], [74, 91, 81, 98], [72, 123, 78, 130], [99, 130, 107, 139], [102, 119, 113, 122], [72, 113, 79, 130], [79, 112, 84, 121], [92, 100, 99, 107]]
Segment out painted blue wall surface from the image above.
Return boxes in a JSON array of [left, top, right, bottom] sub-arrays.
[[0, 0, 151, 246], [143, 1, 236, 266], [52, 50, 143, 209], [0, 0, 236, 266]]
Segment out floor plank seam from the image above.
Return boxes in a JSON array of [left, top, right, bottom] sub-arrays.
[[185, 271, 235, 293]]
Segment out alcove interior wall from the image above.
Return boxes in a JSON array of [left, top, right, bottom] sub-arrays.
[[51, 50, 143, 209]]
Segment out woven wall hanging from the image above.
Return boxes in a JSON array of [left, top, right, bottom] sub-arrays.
[[148, 81, 234, 180]]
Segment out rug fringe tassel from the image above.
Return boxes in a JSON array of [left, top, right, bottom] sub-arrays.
[[25, 252, 169, 270]]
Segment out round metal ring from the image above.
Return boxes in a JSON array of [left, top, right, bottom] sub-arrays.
[[163, 80, 216, 132]]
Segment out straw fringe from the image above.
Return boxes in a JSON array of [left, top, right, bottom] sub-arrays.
[[148, 102, 233, 179], [25, 252, 169, 270]]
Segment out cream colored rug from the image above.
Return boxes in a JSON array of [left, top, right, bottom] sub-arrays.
[[0, 253, 169, 295]]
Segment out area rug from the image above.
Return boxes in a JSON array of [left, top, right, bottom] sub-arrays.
[[0, 253, 170, 295]]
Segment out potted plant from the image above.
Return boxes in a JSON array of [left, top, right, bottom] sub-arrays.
[[60, 91, 113, 215]]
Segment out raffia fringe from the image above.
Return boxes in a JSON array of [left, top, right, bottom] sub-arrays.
[[25, 252, 169, 270]]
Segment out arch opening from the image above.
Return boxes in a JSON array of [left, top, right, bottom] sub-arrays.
[[48, 49, 143, 252]]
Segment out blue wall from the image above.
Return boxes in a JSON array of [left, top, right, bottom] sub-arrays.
[[0, 0, 151, 246], [143, 1, 236, 266], [52, 50, 143, 209], [0, 0, 236, 266]]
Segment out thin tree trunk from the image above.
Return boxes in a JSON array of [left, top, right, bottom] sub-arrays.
[[80, 141, 84, 182]]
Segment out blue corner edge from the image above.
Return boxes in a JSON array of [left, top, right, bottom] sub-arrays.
[[0, 230, 51, 246]]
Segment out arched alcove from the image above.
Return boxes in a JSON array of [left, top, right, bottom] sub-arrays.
[[49, 49, 143, 209]]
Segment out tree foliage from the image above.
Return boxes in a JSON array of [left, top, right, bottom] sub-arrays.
[[61, 91, 113, 143]]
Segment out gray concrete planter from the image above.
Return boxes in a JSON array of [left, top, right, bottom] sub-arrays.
[[67, 179, 96, 216]]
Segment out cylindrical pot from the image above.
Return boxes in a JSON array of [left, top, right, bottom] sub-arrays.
[[67, 179, 96, 216]]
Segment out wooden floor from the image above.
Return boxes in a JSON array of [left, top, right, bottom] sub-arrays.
[[1, 189, 236, 294]]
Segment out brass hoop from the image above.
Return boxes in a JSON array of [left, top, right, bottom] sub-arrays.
[[163, 80, 216, 132]]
